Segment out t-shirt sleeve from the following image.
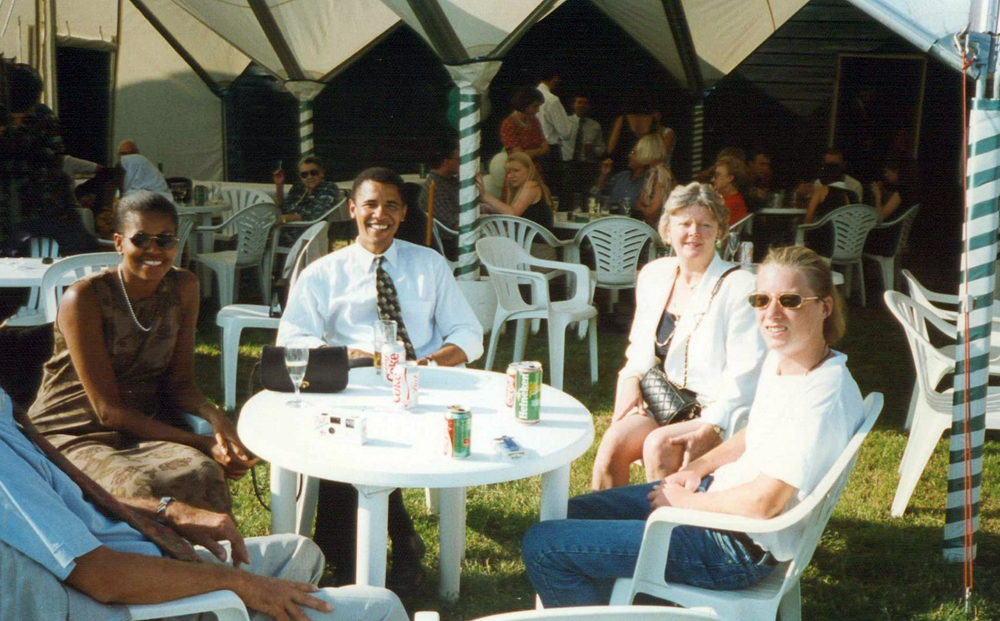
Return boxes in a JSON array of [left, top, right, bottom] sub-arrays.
[[755, 375, 847, 493], [0, 442, 102, 580]]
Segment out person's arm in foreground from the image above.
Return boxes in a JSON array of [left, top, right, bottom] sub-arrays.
[[66, 546, 331, 621]]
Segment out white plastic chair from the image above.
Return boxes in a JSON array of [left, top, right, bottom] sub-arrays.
[[128, 590, 248, 620], [415, 606, 720, 621], [721, 213, 754, 261], [480, 214, 574, 258], [431, 218, 460, 272], [883, 291, 1000, 517], [273, 192, 347, 256], [172, 214, 197, 269], [215, 187, 271, 245], [899, 269, 1000, 430], [6, 237, 61, 326], [477, 237, 597, 390], [795, 204, 880, 306], [215, 221, 329, 410], [609, 393, 884, 621], [7, 253, 121, 326], [567, 216, 660, 313], [863, 204, 920, 292], [193, 203, 280, 308]]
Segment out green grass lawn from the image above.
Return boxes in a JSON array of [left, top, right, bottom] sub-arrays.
[[195, 298, 1000, 620]]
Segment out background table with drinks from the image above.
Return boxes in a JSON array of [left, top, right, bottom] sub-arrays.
[[237, 365, 595, 601]]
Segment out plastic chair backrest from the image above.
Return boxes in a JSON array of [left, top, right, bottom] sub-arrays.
[[722, 213, 753, 261], [175, 215, 196, 261], [777, 392, 882, 593], [39, 253, 122, 323], [476, 237, 536, 312], [232, 203, 280, 267], [28, 237, 59, 259], [809, 204, 880, 262], [284, 221, 329, 283], [220, 187, 269, 213], [884, 291, 961, 399], [480, 215, 561, 253], [431, 219, 460, 268], [574, 216, 659, 286], [866, 203, 920, 258]]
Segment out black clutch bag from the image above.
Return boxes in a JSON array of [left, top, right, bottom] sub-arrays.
[[640, 367, 702, 426], [260, 345, 350, 393]]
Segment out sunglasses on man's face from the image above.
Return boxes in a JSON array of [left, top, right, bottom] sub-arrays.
[[300, 169, 322, 179], [748, 292, 821, 309], [128, 233, 179, 250]]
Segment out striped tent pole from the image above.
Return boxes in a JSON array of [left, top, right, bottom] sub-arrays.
[[944, 98, 1000, 566], [285, 81, 325, 158], [690, 98, 704, 179], [455, 84, 481, 281]]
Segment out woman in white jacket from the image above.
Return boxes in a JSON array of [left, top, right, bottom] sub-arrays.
[[592, 182, 767, 489]]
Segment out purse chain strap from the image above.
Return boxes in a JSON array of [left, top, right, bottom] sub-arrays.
[[667, 266, 741, 389]]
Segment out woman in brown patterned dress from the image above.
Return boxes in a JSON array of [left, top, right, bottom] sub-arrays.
[[27, 191, 257, 514]]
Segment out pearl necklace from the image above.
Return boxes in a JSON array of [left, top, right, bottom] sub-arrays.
[[117, 267, 152, 332]]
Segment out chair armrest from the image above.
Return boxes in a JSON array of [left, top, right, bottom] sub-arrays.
[[486, 264, 552, 307], [128, 590, 248, 620], [527, 258, 593, 305], [180, 412, 214, 436]]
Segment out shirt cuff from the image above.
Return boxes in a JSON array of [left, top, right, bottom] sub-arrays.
[[445, 333, 484, 364]]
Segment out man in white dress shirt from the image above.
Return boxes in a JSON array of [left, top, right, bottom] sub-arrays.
[[561, 95, 605, 164], [277, 167, 484, 591]]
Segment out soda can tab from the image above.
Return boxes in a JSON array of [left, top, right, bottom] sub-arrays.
[[391, 361, 419, 410], [381, 340, 405, 384], [444, 405, 471, 459], [514, 361, 542, 425]]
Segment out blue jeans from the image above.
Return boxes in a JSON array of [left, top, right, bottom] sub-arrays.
[[521, 481, 776, 608]]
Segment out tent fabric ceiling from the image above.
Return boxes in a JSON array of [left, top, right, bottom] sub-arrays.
[[846, 0, 970, 72], [590, 0, 810, 91]]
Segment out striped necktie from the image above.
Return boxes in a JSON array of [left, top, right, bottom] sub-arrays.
[[374, 256, 416, 360]]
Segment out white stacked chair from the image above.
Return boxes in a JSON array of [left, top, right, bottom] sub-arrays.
[[609, 393, 884, 621], [477, 237, 597, 391], [193, 203, 280, 308], [883, 291, 1000, 517], [215, 220, 329, 410], [479, 214, 574, 259], [795, 204, 880, 306]]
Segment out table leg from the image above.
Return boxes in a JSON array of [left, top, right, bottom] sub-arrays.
[[270, 466, 298, 534], [197, 214, 213, 295], [438, 486, 466, 601], [539, 464, 571, 521], [355, 484, 392, 587]]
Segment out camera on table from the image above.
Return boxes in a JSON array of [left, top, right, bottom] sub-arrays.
[[314, 412, 368, 445]]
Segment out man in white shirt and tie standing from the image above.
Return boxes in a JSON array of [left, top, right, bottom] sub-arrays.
[[562, 94, 606, 193], [536, 69, 574, 198], [278, 167, 484, 591]]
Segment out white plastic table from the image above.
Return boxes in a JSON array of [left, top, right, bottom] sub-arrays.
[[238, 366, 594, 601], [0, 258, 51, 287]]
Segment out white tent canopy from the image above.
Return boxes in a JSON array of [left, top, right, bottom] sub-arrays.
[[848, 0, 970, 73]]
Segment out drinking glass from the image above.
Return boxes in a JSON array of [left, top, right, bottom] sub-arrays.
[[373, 320, 397, 377], [284, 347, 310, 407]]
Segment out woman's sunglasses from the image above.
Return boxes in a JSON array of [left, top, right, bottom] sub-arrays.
[[300, 169, 322, 179], [747, 292, 821, 309], [129, 233, 179, 250]]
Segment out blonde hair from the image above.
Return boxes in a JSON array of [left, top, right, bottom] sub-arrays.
[[714, 155, 747, 189], [504, 152, 552, 208], [658, 182, 730, 243], [633, 134, 667, 167], [761, 245, 847, 344]]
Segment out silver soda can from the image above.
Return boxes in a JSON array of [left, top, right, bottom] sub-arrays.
[[504, 363, 520, 412], [391, 361, 419, 410], [381, 340, 405, 384]]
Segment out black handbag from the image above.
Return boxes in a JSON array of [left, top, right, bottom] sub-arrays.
[[640, 267, 740, 426], [260, 345, 350, 393]]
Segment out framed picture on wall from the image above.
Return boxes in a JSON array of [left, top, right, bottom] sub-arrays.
[[829, 53, 927, 180]]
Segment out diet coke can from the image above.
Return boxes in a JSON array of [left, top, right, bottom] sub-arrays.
[[391, 361, 419, 410], [381, 340, 405, 384]]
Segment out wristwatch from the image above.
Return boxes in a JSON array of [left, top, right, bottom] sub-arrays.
[[155, 496, 175, 524], [711, 424, 724, 437]]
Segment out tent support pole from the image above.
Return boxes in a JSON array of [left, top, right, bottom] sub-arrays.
[[128, 0, 220, 96], [454, 83, 480, 281], [247, 0, 304, 80]]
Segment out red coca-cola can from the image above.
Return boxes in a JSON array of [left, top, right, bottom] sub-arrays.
[[391, 361, 419, 410], [505, 363, 519, 411], [381, 340, 405, 384]]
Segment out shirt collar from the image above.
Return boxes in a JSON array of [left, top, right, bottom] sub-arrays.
[[536, 82, 552, 97], [353, 238, 399, 270]]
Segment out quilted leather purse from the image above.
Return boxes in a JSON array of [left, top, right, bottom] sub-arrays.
[[640, 266, 740, 426]]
